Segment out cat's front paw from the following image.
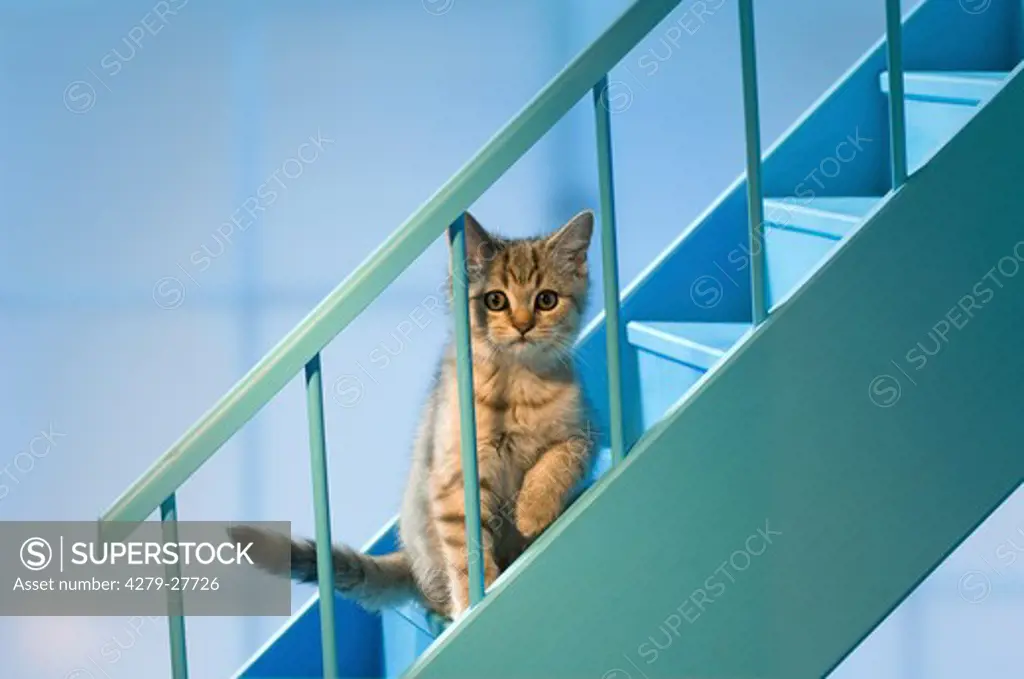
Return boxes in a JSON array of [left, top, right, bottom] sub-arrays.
[[515, 491, 561, 539]]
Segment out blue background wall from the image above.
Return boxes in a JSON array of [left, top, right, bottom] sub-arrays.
[[0, 0, 1019, 677]]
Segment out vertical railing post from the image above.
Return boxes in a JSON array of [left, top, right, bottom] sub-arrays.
[[884, 0, 909, 188], [592, 75, 627, 465], [448, 214, 486, 608], [738, 0, 768, 325], [160, 494, 189, 679], [304, 352, 338, 679]]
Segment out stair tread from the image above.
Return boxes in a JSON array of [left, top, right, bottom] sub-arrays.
[[763, 197, 881, 239], [879, 70, 1008, 104], [627, 321, 749, 370]]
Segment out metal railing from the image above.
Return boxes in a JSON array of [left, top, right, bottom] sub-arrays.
[[97, 1, 909, 677], [885, 0, 909, 189]]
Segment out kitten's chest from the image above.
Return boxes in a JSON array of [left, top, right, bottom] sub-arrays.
[[477, 366, 580, 443], [440, 361, 582, 459]]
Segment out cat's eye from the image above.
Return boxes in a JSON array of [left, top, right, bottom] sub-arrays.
[[535, 290, 559, 311], [483, 290, 508, 311]]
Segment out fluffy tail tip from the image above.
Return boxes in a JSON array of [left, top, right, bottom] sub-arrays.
[[226, 524, 293, 576]]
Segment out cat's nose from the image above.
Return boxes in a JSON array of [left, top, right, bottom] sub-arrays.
[[511, 310, 535, 336]]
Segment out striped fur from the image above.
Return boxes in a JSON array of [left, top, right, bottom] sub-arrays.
[[230, 210, 597, 619]]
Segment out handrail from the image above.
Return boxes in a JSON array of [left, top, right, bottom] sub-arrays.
[[100, 0, 685, 531]]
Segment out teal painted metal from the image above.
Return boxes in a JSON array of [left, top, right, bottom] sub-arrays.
[[879, 70, 1006, 105], [738, 0, 767, 324], [626, 321, 749, 371], [100, 0, 686, 536], [230, 2, 1024, 676], [234, 518, 402, 677], [592, 75, 627, 465], [304, 352, 339, 678], [884, 0, 909, 187], [447, 215, 486, 607], [403, 62, 1024, 679], [763, 198, 879, 240], [878, 70, 1012, 175], [160, 494, 189, 679]]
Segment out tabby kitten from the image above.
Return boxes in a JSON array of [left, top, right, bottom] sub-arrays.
[[230, 210, 596, 618]]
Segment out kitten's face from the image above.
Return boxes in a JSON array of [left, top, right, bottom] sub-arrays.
[[459, 211, 593, 366]]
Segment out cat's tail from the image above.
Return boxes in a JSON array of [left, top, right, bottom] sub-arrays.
[[227, 524, 418, 611]]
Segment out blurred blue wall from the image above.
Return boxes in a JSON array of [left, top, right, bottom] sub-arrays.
[[1, 0, 1019, 677]]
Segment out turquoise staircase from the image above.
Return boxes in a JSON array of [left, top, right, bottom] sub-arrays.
[[100, 1, 1024, 677]]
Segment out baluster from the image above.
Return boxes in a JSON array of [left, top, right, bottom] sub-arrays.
[[593, 75, 627, 465], [160, 494, 189, 679], [738, 0, 768, 325], [448, 214, 486, 607], [305, 353, 338, 678], [885, 0, 909, 188]]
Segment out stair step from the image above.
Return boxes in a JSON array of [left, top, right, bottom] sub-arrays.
[[626, 322, 749, 432], [627, 321, 748, 370], [763, 197, 880, 239], [759, 197, 880, 310], [878, 71, 1009, 174], [879, 70, 1007, 105]]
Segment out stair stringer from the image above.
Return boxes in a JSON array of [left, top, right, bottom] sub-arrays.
[[403, 65, 1024, 679]]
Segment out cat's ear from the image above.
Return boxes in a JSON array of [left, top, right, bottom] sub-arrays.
[[548, 209, 594, 273], [460, 212, 499, 271]]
